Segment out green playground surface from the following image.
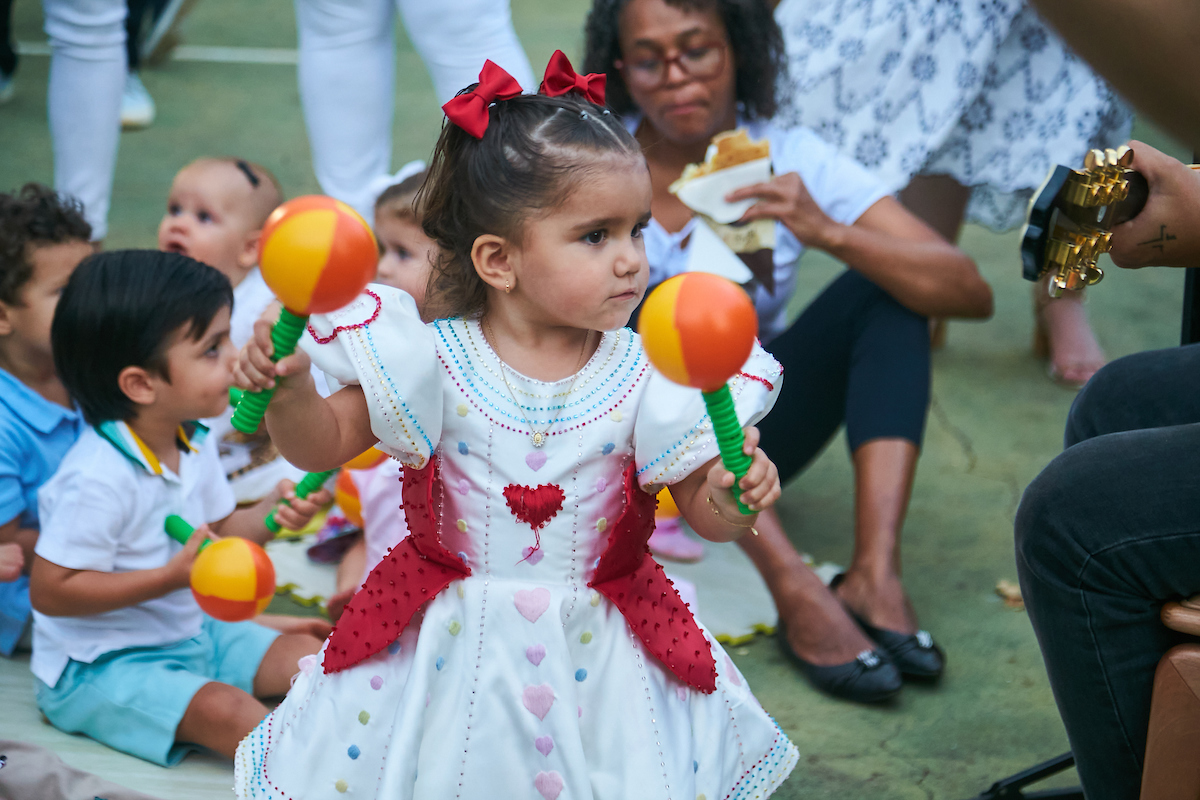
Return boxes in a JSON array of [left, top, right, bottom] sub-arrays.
[[0, 0, 1192, 797]]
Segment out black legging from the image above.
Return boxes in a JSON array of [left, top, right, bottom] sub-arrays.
[[756, 269, 931, 482]]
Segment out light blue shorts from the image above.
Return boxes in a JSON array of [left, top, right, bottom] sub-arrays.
[[35, 616, 280, 766]]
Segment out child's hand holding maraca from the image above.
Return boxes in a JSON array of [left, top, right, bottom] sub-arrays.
[[237, 316, 316, 396], [704, 425, 780, 523], [163, 524, 215, 591], [228, 195, 376, 434], [265, 477, 333, 533]]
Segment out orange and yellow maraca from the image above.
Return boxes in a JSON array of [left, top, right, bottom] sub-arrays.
[[164, 516, 276, 622], [257, 196, 378, 316], [231, 196, 378, 434], [639, 273, 758, 512]]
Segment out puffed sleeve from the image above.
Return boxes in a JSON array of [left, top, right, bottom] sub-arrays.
[[633, 339, 783, 488], [300, 285, 442, 469]]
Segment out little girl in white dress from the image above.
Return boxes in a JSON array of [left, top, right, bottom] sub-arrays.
[[233, 55, 798, 800]]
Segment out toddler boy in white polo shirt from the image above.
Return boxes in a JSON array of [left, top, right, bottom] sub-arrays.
[[30, 250, 331, 766]]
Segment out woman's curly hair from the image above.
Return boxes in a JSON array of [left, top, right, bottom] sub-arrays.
[[583, 0, 786, 121]]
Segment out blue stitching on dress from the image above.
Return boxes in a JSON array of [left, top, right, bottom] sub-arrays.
[[362, 324, 434, 454], [724, 721, 799, 800], [439, 319, 636, 420], [434, 319, 643, 427], [637, 372, 768, 481]]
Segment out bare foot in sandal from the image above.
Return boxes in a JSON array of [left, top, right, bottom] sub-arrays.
[[1033, 279, 1106, 387]]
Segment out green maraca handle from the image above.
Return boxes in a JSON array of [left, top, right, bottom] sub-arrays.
[[230, 307, 309, 434], [701, 384, 754, 516], [264, 469, 336, 534], [164, 514, 212, 552]]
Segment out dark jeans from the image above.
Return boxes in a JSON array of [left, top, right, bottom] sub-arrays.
[[1016, 344, 1200, 800], [757, 269, 931, 481]]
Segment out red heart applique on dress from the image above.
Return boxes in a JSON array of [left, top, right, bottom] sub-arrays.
[[504, 484, 565, 531]]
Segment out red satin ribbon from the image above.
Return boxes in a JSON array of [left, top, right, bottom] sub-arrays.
[[442, 60, 524, 139], [539, 49, 607, 106]]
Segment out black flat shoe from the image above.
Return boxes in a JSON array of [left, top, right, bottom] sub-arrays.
[[851, 616, 945, 681], [776, 620, 902, 704], [828, 573, 946, 681]]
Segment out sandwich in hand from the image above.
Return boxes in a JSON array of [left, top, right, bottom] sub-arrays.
[[669, 129, 776, 293]]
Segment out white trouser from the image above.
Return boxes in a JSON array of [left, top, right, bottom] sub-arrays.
[[295, 0, 533, 219], [42, 0, 125, 241]]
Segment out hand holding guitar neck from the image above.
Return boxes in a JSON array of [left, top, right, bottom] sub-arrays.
[[1107, 140, 1200, 270], [1022, 143, 1200, 295]]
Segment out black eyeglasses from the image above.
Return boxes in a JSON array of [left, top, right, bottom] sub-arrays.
[[616, 41, 728, 90]]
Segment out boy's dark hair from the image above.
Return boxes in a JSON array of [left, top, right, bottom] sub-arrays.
[[0, 183, 92, 305], [419, 91, 642, 317], [52, 250, 233, 425], [583, 0, 786, 122]]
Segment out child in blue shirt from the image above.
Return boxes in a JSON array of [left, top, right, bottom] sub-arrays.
[[0, 184, 92, 656], [30, 250, 331, 766]]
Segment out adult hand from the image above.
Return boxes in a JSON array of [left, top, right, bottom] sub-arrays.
[[727, 172, 840, 250], [1109, 140, 1200, 269]]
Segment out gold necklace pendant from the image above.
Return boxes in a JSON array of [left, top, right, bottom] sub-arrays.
[[483, 318, 591, 449]]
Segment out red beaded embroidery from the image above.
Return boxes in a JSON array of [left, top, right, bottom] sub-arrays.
[[736, 371, 775, 392], [307, 290, 382, 344]]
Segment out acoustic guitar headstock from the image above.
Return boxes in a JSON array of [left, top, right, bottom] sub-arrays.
[[1020, 146, 1148, 297]]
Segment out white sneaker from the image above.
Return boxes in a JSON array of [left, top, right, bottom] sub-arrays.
[[120, 72, 156, 129], [0, 71, 14, 105]]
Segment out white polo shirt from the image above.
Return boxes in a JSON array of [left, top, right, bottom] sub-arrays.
[[628, 115, 890, 342], [32, 421, 236, 687]]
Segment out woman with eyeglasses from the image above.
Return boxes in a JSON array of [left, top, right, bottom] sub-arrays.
[[584, 0, 993, 704]]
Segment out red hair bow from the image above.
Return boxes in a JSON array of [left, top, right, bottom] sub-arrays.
[[539, 50, 607, 106], [442, 60, 524, 139]]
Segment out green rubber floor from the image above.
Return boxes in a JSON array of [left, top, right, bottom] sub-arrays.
[[1, 0, 1191, 797]]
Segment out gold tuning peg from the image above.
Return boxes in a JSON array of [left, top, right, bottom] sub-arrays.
[[1084, 150, 1100, 170], [1104, 148, 1119, 167], [1116, 144, 1134, 167]]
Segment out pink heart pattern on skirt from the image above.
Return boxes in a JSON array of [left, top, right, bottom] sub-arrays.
[[535, 735, 554, 756], [514, 587, 551, 623], [535, 770, 564, 800], [523, 684, 555, 721], [526, 644, 546, 666]]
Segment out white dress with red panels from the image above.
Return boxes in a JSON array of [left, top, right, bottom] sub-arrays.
[[233, 285, 798, 800]]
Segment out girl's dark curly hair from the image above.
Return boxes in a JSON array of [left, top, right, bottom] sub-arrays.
[[583, 0, 786, 121], [418, 90, 642, 318]]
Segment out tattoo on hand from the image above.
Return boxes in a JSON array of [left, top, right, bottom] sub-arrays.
[[1139, 225, 1177, 252]]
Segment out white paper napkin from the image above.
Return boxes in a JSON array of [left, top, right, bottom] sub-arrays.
[[671, 157, 772, 224]]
